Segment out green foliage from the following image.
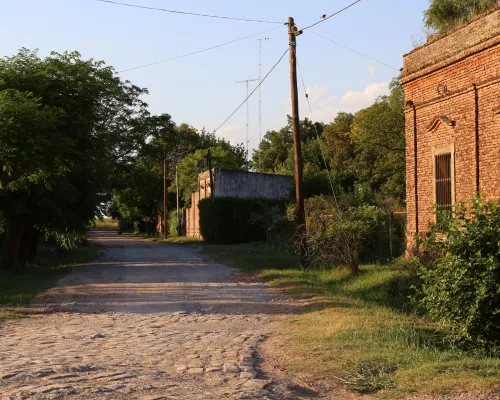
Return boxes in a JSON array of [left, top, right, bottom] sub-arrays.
[[424, 0, 498, 32], [341, 360, 396, 394], [0, 89, 66, 192], [321, 112, 357, 192], [176, 145, 248, 205], [252, 116, 324, 175], [111, 116, 247, 234], [0, 48, 150, 268], [199, 197, 287, 244], [168, 210, 180, 237], [0, 246, 98, 306], [416, 196, 500, 352], [112, 163, 162, 226], [350, 80, 406, 199], [305, 196, 388, 274], [253, 80, 405, 202]]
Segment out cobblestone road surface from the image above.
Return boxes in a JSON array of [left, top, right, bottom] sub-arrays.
[[0, 232, 323, 400]]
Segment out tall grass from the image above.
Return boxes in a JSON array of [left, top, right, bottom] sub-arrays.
[[202, 242, 500, 398], [0, 246, 99, 309]]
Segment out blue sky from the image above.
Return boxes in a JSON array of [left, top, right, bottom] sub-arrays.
[[1, 0, 430, 152]]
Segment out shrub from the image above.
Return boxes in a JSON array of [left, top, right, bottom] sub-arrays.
[[199, 197, 288, 244], [416, 196, 500, 352], [168, 210, 180, 237], [305, 196, 387, 274]]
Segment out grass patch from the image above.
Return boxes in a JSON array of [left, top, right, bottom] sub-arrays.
[[0, 311, 24, 320], [0, 246, 99, 308], [201, 242, 500, 398], [91, 218, 118, 231], [124, 233, 204, 246]]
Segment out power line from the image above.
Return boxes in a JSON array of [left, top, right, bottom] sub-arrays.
[[294, 49, 337, 201], [300, 0, 363, 31], [119, 26, 282, 73], [306, 30, 399, 71], [213, 48, 289, 135], [97, 0, 285, 24]]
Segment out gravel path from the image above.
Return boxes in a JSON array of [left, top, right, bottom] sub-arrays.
[[0, 231, 328, 400]]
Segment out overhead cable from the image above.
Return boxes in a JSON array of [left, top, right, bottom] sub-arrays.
[[213, 48, 289, 135], [294, 49, 337, 200], [97, 0, 285, 24], [300, 0, 362, 31], [119, 26, 282, 73], [306, 30, 399, 71]]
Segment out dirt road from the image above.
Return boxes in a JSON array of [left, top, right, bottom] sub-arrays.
[[0, 231, 324, 400]]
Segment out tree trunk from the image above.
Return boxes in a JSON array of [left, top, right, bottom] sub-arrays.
[[18, 225, 41, 265], [349, 253, 360, 276], [0, 215, 25, 272]]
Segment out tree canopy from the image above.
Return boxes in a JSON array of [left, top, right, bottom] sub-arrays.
[[424, 0, 498, 32], [252, 79, 405, 204], [0, 49, 149, 270]]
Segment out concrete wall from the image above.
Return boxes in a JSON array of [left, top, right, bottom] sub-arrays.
[[401, 8, 500, 250], [185, 169, 294, 239], [213, 169, 294, 200]]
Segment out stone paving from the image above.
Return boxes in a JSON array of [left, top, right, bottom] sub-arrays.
[[0, 232, 317, 400]]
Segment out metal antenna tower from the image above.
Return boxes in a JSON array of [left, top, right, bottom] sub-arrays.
[[236, 78, 259, 160]]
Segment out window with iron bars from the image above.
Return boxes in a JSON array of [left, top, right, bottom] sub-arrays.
[[435, 152, 453, 225]]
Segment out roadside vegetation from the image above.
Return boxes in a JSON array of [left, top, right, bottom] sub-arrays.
[[123, 232, 203, 246], [202, 239, 500, 398], [0, 245, 99, 316], [424, 0, 499, 33], [91, 218, 119, 231]]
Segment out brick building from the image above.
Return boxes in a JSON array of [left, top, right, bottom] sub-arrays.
[[185, 168, 293, 238], [401, 9, 500, 249]]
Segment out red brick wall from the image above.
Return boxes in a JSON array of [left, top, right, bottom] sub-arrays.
[[402, 9, 500, 250], [185, 172, 212, 239]]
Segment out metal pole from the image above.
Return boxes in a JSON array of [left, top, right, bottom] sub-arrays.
[[208, 149, 214, 198], [246, 81, 250, 159], [163, 158, 168, 239], [176, 164, 180, 236], [288, 17, 308, 269], [236, 79, 259, 163]]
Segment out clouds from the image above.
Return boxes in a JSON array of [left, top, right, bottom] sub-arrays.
[[368, 65, 378, 75], [297, 81, 390, 123], [211, 81, 390, 152]]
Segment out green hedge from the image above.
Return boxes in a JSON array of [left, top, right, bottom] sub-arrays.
[[199, 197, 287, 244], [168, 210, 180, 237]]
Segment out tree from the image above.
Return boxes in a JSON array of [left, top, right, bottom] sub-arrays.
[[322, 112, 356, 192], [110, 119, 247, 233], [112, 163, 163, 233], [424, 0, 498, 32], [252, 116, 324, 175], [350, 79, 406, 200], [176, 145, 248, 204], [0, 90, 66, 192], [0, 49, 149, 271]]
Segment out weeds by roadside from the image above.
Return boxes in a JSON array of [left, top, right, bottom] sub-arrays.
[[123, 233, 204, 246], [201, 242, 500, 399], [91, 218, 119, 231], [0, 246, 99, 311]]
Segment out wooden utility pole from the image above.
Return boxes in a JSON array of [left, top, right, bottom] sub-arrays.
[[176, 164, 180, 235], [207, 149, 214, 198], [288, 17, 308, 268], [163, 158, 168, 239]]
